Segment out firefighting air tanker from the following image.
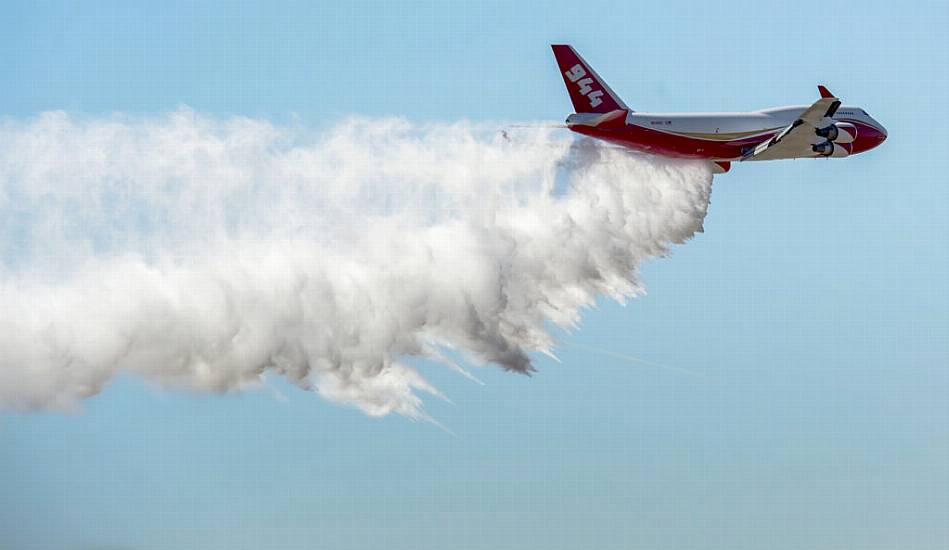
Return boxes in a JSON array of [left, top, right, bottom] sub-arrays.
[[551, 45, 887, 173]]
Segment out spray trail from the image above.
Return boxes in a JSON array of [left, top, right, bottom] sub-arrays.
[[0, 109, 712, 417]]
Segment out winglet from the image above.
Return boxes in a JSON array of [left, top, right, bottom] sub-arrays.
[[818, 85, 835, 99]]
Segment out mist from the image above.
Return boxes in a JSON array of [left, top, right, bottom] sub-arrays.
[[0, 109, 712, 417]]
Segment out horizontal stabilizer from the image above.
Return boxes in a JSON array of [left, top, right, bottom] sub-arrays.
[[566, 109, 629, 129]]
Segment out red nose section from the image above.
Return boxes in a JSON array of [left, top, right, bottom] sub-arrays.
[[850, 122, 888, 154]]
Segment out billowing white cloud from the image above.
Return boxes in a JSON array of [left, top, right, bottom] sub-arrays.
[[0, 109, 712, 417]]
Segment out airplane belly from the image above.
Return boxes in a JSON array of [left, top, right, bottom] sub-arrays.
[[573, 124, 754, 161], [575, 112, 800, 161]]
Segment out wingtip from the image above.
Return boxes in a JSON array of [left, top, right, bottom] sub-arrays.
[[818, 85, 835, 99]]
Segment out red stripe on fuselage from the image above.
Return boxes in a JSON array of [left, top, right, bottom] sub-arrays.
[[569, 123, 777, 160]]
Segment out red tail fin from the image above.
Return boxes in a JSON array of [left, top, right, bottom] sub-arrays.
[[551, 45, 629, 114]]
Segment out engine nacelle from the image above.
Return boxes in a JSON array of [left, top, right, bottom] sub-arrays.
[[812, 141, 850, 158], [816, 122, 857, 144]]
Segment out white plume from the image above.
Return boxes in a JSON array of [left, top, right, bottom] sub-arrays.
[[0, 109, 712, 417]]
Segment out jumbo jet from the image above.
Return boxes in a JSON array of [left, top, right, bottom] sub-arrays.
[[551, 45, 887, 173]]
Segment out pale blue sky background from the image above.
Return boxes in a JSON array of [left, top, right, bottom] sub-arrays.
[[2, 1, 948, 549]]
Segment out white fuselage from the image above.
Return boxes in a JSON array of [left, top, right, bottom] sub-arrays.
[[627, 105, 882, 139]]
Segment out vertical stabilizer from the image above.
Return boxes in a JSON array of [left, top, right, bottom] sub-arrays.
[[551, 45, 629, 114]]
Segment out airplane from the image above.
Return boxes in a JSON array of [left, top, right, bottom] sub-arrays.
[[551, 45, 887, 173]]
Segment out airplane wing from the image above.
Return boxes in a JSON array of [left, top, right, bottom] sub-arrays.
[[742, 85, 841, 161]]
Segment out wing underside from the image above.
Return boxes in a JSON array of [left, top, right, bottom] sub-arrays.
[[743, 87, 841, 161]]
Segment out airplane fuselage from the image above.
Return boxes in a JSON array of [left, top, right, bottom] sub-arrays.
[[567, 106, 887, 162]]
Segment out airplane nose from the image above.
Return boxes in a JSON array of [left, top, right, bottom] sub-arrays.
[[849, 123, 887, 154]]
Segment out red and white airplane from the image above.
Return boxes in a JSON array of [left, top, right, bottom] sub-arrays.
[[552, 45, 887, 173]]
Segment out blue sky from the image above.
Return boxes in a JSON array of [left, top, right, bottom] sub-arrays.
[[2, 2, 948, 549]]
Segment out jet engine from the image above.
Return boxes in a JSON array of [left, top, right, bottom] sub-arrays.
[[812, 141, 850, 158], [816, 122, 857, 144]]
